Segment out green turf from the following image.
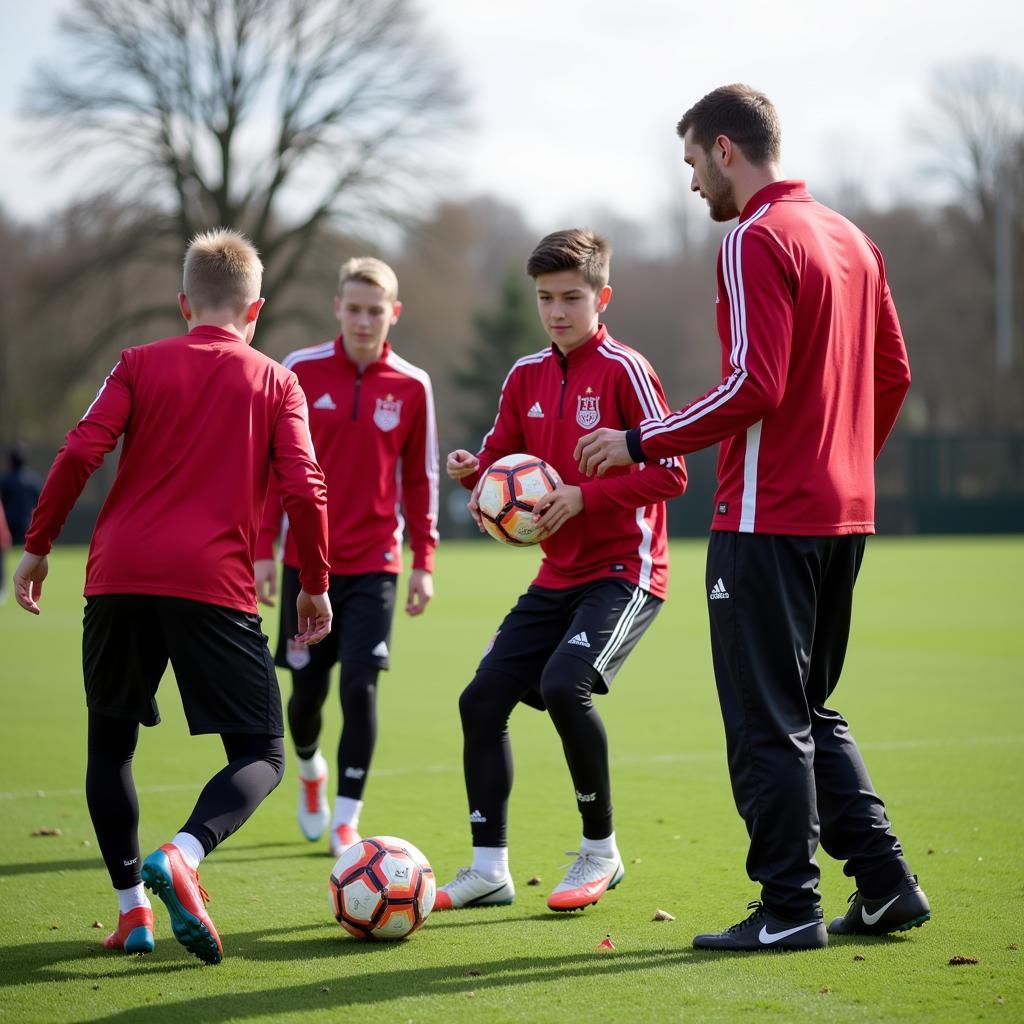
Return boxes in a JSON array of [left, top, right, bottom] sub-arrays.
[[1, 538, 1021, 1023]]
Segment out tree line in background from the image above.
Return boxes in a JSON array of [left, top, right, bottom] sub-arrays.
[[0, 0, 1021, 473]]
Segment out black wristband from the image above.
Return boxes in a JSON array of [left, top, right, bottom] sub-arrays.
[[625, 427, 646, 464]]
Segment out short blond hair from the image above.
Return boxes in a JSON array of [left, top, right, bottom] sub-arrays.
[[182, 228, 263, 311], [338, 257, 399, 303]]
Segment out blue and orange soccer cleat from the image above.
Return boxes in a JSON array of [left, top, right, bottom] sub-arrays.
[[102, 906, 155, 954], [141, 844, 222, 964]]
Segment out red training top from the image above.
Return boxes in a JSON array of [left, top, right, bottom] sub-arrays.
[[257, 339, 439, 576], [629, 180, 911, 536], [461, 325, 687, 600], [25, 325, 330, 612]]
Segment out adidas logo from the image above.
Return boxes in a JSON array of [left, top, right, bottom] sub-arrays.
[[344, 767, 366, 779], [567, 631, 591, 648], [527, 401, 544, 418], [709, 577, 730, 600], [313, 392, 337, 410], [575, 790, 597, 803], [371, 640, 389, 658], [469, 809, 487, 823]]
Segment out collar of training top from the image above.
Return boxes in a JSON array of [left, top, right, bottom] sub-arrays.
[[550, 323, 608, 365], [741, 179, 812, 221]]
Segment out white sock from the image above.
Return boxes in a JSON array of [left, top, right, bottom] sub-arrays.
[[297, 750, 325, 780], [472, 846, 509, 882], [172, 831, 206, 871], [332, 796, 362, 830], [116, 884, 150, 914], [580, 832, 618, 861]]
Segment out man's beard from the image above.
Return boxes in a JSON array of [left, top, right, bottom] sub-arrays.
[[702, 159, 740, 222]]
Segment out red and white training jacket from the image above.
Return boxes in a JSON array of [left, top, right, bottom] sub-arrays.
[[258, 338, 439, 576], [25, 325, 330, 612], [461, 325, 687, 600], [627, 180, 911, 536]]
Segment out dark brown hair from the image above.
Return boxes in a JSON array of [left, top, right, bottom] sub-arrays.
[[677, 84, 781, 165], [526, 228, 610, 290]]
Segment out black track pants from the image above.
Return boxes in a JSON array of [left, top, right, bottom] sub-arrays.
[[706, 532, 906, 918]]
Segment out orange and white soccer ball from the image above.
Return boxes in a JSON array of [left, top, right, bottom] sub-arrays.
[[476, 453, 562, 546], [328, 836, 435, 940]]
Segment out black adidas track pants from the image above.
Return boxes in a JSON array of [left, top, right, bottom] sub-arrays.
[[706, 531, 907, 919]]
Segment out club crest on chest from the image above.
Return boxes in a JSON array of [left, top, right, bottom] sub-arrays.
[[373, 395, 402, 432], [576, 393, 601, 429]]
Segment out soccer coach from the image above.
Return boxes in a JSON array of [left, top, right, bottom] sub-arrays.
[[575, 84, 929, 951]]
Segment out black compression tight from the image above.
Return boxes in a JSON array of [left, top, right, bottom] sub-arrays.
[[458, 656, 613, 848], [85, 711, 284, 889], [287, 662, 378, 800]]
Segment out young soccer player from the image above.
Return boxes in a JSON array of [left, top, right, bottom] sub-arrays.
[[255, 257, 438, 857], [439, 229, 687, 912], [13, 230, 332, 964]]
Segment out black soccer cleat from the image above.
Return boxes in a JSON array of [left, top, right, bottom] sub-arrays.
[[693, 901, 827, 951], [828, 875, 930, 935]]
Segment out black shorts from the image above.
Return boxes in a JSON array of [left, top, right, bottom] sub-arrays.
[[82, 594, 283, 736], [479, 578, 662, 710], [274, 566, 397, 675]]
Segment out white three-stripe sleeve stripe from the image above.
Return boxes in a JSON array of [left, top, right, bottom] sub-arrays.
[[640, 204, 771, 440], [386, 352, 440, 543], [282, 342, 334, 371], [595, 588, 648, 673], [477, 349, 550, 453], [597, 341, 662, 420], [82, 363, 121, 420], [598, 341, 680, 468]]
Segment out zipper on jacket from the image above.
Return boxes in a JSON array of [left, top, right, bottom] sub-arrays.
[[557, 351, 568, 418], [352, 369, 363, 420]]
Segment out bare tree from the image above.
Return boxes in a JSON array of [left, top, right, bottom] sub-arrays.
[[915, 58, 1024, 415], [23, 0, 465, 383]]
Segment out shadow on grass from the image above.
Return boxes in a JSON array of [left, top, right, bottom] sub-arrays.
[[79, 945, 705, 1022], [0, 856, 106, 878]]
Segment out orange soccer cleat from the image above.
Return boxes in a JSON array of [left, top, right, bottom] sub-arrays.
[[141, 843, 222, 964], [102, 906, 155, 954]]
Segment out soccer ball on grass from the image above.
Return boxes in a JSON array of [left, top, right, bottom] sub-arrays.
[[328, 836, 435, 940]]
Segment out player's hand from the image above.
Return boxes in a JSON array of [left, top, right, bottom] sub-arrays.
[[406, 569, 433, 617], [254, 559, 277, 606], [467, 476, 485, 532], [446, 449, 479, 480], [14, 552, 48, 615], [532, 483, 583, 540], [575, 428, 632, 477], [295, 589, 332, 645]]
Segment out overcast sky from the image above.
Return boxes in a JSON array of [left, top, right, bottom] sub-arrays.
[[2, 0, 1022, 232]]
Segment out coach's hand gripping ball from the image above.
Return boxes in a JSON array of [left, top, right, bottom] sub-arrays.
[[328, 836, 435, 940], [476, 453, 562, 546]]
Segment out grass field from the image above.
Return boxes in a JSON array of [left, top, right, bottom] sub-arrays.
[[1, 538, 1022, 1023]]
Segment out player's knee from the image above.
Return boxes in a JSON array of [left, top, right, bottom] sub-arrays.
[[539, 657, 597, 717], [262, 737, 286, 789], [340, 664, 378, 717], [459, 671, 507, 732]]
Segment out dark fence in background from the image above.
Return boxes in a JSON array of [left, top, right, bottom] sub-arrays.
[[9, 433, 1024, 546]]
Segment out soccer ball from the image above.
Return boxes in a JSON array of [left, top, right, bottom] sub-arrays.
[[328, 836, 435, 941], [477, 453, 562, 546]]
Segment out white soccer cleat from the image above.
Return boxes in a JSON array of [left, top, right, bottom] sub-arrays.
[[329, 823, 362, 858], [547, 851, 624, 911], [433, 867, 516, 910], [297, 752, 331, 842]]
